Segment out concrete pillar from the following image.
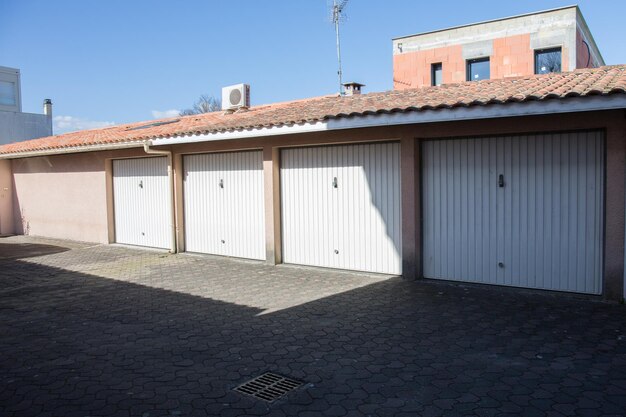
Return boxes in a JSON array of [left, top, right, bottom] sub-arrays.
[[0, 159, 14, 235], [172, 153, 185, 253], [605, 122, 626, 300], [400, 136, 419, 279], [104, 159, 115, 243], [263, 145, 281, 265]]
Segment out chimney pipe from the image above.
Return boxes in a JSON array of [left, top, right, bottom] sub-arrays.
[[43, 99, 52, 117], [342, 82, 365, 96]]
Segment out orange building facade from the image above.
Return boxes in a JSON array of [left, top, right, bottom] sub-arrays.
[[393, 6, 603, 89]]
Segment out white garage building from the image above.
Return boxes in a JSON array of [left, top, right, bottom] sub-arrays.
[[1, 66, 625, 300]]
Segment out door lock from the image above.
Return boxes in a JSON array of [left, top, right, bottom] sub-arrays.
[[332, 177, 338, 188], [219, 179, 224, 189], [498, 174, 505, 188]]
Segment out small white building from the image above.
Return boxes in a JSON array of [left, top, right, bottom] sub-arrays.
[[0, 66, 52, 145]]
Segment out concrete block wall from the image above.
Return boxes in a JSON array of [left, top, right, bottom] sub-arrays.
[[576, 28, 602, 69], [0, 111, 52, 145], [393, 45, 465, 88], [490, 34, 534, 79], [393, 6, 602, 90], [393, 32, 565, 89]]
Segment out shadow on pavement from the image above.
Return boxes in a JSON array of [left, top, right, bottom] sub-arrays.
[[0, 242, 71, 260], [0, 256, 625, 417]]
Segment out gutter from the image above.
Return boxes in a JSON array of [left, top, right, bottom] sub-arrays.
[[143, 141, 178, 254], [0, 141, 144, 160]]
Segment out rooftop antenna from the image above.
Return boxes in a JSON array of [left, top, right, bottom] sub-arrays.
[[331, 0, 349, 95]]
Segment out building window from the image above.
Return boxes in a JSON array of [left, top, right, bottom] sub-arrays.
[[535, 47, 562, 74], [0, 81, 16, 107], [467, 58, 490, 81], [0, 67, 20, 112], [431, 63, 442, 86]]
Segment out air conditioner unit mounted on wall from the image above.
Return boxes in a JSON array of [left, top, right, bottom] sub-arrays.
[[222, 83, 250, 111]]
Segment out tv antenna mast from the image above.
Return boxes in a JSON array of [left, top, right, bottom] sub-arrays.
[[331, 0, 349, 95]]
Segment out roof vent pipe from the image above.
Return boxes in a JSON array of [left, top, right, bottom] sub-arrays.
[[43, 99, 52, 117]]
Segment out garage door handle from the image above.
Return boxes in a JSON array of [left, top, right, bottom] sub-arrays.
[[219, 179, 224, 189], [498, 174, 505, 188], [333, 177, 338, 188]]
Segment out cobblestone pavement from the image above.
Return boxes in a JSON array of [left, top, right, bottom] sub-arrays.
[[1, 236, 625, 417]]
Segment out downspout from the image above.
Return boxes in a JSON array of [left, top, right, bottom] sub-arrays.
[[143, 141, 177, 254]]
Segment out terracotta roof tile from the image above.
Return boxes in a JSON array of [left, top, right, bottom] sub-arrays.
[[2, 65, 625, 155]]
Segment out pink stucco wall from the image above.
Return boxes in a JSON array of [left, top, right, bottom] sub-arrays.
[[11, 153, 109, 243], [0, 159, 14, 235]]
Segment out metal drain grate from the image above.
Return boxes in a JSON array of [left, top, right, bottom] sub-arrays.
[[234, 372, 303, 402]]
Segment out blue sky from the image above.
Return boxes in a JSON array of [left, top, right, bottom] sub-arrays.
[[1, 0, 625, 133]]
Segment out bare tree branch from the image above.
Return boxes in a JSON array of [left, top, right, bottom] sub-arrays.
[[180, 95, 222, 116]]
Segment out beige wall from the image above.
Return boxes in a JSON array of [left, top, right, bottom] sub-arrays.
[[0, 159, 13, 234], [11, 153, 108, 243], [3, 109, 624, 299], [10, 148, 147, 244], [10, 149, 156, 243]]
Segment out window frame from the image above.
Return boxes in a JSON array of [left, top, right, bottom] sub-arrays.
[[534, 47, 562, 75], [466, 57, 490, 82], [0, 67, 21, 112], [431, 63, 443, 86]]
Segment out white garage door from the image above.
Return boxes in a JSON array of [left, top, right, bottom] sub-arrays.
[[422, 131, 604, 294], [113, 157, 171, 249], [281, 143, 402, 275], [183, 151, 265, 260]]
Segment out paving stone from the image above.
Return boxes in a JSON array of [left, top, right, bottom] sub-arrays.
[[0, 236, 624, 417]]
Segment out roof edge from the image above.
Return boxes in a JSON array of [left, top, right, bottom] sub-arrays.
[[0, 141, 145, 160], [1, 66, 624, 158], [2, 95, 625, 159], [149, 95, 626, 148], [392, 5, 578, 41]]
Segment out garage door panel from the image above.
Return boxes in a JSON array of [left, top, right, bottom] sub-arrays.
[[224, 151, 265, 259], [184, 154, 225, 255], [423, 131, 604, 294], [502, 132, 604, 294], [183, 151, 265, 260], [281, 146, 338, 269], [113, 157, 170, 249], [281, 143, 402, 275], [423, 139, 498, 283], [348, 142, 401, 274]]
